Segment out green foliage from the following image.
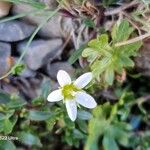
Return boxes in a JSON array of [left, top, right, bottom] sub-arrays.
[[83, 18, 95, 28], [12, 64, 26, 75], [0, 90, 88, 149], [82, 19, 142, 85], [77, 110, 93, 120], [129, 131, 150, 149], [17, 131, 42, 147], [61, 116, 86, 148], [102, 0, 120, 6], [28, 110, 53, 121], [0, 1, 149, 149], [68, 44, 87, 64], [0, 92, 26, 135], [85, 91, 134, 150], [0, 141, 16, 150]]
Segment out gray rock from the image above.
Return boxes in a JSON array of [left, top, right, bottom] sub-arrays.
[[12, 3, 73, 38], [0, 20, 35, 42], [0, 2, 11, 18], [12, 3, 45, 25], [38, 15, 73, 38], [47, 62, 75, 80], [12, 0, 57, 15], [0, 42, 11, 77], [20, 68, 37, 78], [17, 39, 63, 70]]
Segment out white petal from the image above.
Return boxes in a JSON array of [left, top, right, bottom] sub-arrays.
[[74, 72, 92, 89], [75, 91, 97, 108], [57, 70, 71, 87], [47, 89, 63, 102], [65, 100, 77, 121]]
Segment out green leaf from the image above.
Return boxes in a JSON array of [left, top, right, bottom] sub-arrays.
[[103, 134, 119, 150], [102, 0, 119, 6], [12, 64, 26, 75], [17, 132, 42, 147], [88, 39, 101, 49], [92, 57, 111, 80], [0, 92, 11, 104], [98, 34, 109, 46], [41, 80, 51, 99], [6, 98, 26, 109], [28, 110, 53, 121], [112, 20, 133, 42], [0, 110, 15, 121], [69, 44, 87, 64], [32, 96, 44, 106], [122, 41, 142, 56], [120, 56, 134, 67], [77, 110, 92, 120], [0, 113, 6, 121], [73, 129, 84, 139], [85, 118, 107, 150], [82, 48, 99, 63], [3, 116, 18, 134], [104, 68, 114, 85], [85, 106, 109, 150], [77, 120, 88, 133], [110, 122, 131, 146], [0, 141, 16, 150], [83, 18, 95, 28], [85, 120, 101, 150], [3, 119, 13, 134]]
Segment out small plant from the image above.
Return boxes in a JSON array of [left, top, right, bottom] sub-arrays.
[[82, 19, 142, 85]]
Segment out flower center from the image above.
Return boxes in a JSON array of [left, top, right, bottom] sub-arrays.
[[61, 83, 80, 100]]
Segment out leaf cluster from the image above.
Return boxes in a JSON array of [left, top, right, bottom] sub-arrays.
[[82, 19, 142, 85]]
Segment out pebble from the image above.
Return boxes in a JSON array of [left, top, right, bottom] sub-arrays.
[[0, 20, 35, 42], [12, 3, 73, 38], [38, 15, 73, 38], [0, 42, 11, 77], [17, 39, 63, 70], [47, 62, 75, 80], [0, 2, 11, 18]]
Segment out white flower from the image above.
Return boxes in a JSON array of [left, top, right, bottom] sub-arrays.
[[47, 70, 97, 121]]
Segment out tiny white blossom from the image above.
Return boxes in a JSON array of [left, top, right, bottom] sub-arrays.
[[47, 70, 97, 121]]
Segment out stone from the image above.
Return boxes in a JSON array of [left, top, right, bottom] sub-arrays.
[[0, 42, 11, 77], [0, 2, 11, 18], [17, 39, 63, 70], [12, 0, 57, 16], [38, 15, 73, 38], [0, 20, 35, 42], [12, 3, 44, 25], [20, 68, 37, 78], [135, 41, 150, 76], [47, 62, 75, 80], [1, 81, 18, 95], [12, 3, 73, 38]]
